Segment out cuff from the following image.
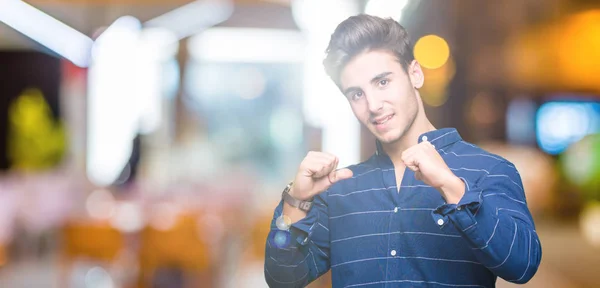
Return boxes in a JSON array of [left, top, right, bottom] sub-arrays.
[[432, 186, 483, 230]]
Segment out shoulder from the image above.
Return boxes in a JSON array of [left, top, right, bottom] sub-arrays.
[[444, 140, 518, 171]]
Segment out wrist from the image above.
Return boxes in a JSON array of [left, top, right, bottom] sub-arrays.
[[288, 184, 312, 202], [282, 182, 313, 212], [438, 175, 465, 204]]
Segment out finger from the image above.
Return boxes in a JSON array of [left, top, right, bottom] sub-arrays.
[[311, 159, 337, 178], [330, 168, 353, 184], [310, 151, 337, 163], [313, 167, 353, 195], [402, 153, 420, 172], [308, 154, 338, 174], [327, 158, 340, 183], [312, 157, 335, 168], [406, 163, 419, 172], [325, 157, 340, 181], [303, 154, 336, 171], [311, 165, 329, 178], [402, 149, 421, 166], [401, 145, 420, 160], [303, 160, 329, 177], [319, 152, 338, 160], [402, 141, 429, 160]]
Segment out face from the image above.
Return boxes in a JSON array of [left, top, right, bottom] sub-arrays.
[[340, 50, 424, 144]]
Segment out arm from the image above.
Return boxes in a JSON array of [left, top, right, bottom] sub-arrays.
[[433, 161, 542, 284], [264, 151, 352, 287], [264, 193, 331, 287]]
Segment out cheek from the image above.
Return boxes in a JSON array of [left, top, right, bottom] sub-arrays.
[[349, 103, 370, 124], [389, 87, 416, 109]]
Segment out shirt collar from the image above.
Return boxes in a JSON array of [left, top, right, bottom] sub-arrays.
[[375, 128, 462, 156]]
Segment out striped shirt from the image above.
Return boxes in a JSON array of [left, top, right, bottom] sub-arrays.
[[265, 128, 542, 288]]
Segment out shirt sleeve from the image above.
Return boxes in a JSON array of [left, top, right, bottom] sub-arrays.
[[432, 161, 542, 284], [264, 193, 331, 287]]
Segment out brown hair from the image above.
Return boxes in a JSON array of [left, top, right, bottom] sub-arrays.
[[323, 14, 414, 87]]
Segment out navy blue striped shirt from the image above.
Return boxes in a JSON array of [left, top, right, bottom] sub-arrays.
[[265, 128, 542, 287]]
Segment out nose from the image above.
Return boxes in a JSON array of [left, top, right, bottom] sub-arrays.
[[366, 91, 383, 114]]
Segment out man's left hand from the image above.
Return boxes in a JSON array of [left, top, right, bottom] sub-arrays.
[[401, 140, 465, 204]]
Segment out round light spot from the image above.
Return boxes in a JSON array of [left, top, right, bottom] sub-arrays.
[[273, 230, 291, 248], [276, 215, 292, 231], [414, 35, 450, 70]]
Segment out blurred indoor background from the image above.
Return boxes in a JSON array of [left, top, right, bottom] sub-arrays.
[[0, 0, 599, 287]]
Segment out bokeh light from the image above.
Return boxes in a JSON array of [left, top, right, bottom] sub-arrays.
[[420, 57, 455, 107], [84, 266, 115, 288], [149, 202, 180, 231], [275, 215, 292, 231], [414, 35, 450, 70], [537, 102, 600, 155], [272, 230, 291, 249], [109, 202, 144, 233], [580, 202, 600, 248], [86, 189, 116, 220], [561, 134, 600, 200]]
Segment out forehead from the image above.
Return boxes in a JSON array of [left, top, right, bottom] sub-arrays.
[[339, 50, 405, 89]]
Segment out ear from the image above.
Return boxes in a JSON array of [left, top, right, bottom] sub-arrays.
[[408, 60, 425, 89]]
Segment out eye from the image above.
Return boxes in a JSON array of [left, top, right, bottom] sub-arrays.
[[351, 91, 364, 100], [378, 79, 389, 87]]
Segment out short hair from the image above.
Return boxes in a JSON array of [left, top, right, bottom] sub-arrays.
[[323, 14, 415, 87]]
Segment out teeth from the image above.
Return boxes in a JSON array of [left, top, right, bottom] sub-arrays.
[[376, 115, 392, 125]]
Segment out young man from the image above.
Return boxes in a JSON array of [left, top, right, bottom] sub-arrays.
[[265, 14, 541, 288]]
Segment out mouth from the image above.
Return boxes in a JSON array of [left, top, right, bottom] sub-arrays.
[[372, 114, 394, 126]]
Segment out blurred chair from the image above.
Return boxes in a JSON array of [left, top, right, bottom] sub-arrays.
[[60, 221, 125, 286], [138, 213, 215, 288]]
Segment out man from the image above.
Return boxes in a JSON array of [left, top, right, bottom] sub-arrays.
[[265, 14, 541, 288]]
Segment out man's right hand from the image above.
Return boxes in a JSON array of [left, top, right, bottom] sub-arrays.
[[289, 151, 354, 201]]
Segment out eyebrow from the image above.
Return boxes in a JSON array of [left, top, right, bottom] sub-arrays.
[[342, 71, 393, 97], [370, 72, 393, 85]]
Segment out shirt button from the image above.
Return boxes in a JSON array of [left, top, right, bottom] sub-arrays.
[[390, 250, 397, 256], [437, 219, 444, 226], [457, 207, 462, 211], [422, 136, 428, 142], [394, 207, 398, 213]]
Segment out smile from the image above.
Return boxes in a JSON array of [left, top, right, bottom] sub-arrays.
[[373, 114, 394, 125]]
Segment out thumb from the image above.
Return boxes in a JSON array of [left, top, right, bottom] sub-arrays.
[[329, 168, 353, 184]]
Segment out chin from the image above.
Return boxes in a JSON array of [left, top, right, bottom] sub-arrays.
[[377, 135, 401, 145], [374, 129, 403, 144]]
